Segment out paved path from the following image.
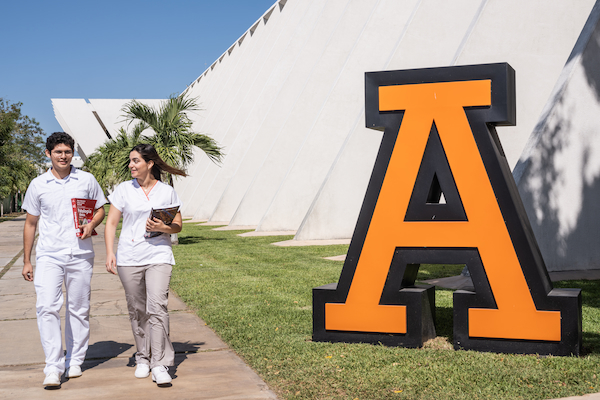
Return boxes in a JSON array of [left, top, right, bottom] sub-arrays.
[[0, 216, 278, 399]]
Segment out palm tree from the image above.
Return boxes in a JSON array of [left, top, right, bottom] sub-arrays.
[[84, 93, 223, 192], [85, 124, 145, 191], [84, 93, 223, 244], [122, 93, 222, 185]]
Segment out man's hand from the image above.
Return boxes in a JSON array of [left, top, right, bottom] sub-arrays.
[[79, 223, 95, 239], [79, 206, 105, 240], [22, 261, 34, 282]]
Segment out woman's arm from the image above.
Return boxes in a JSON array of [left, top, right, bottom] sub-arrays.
[[146, 212, 183, 235], [104, 204, 122, 274]]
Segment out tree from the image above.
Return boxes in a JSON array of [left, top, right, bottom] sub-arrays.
[[85, 124, 145, 192], [84, 93, 222, 191], [0, 98, 46, 209]]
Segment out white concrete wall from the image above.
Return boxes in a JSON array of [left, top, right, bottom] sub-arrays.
[[52, 98, 166, 160], [176, 26, 258, 217], [229, 0, 357, 227], [52, 99, 109, 159], [296, 0, 596, 240], [199, 0, 315, 223], [514, 2, 600, 271], [89, 99, 166, 138], [296, 0, 484, 240], [456, 0, 595, 168], [177, 2, 287, 220], [256, 0, 413, 232], [209, 0, 327, 224], [54, 0, 600, 272]]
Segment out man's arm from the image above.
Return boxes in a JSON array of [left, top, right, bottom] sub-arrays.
[[22, 213, 39, 282], [79, 206, 106, 240]]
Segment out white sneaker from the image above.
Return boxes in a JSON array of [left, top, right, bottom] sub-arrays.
[[65, 365, 82, 378], [151, 365, 172, 384], [135, 363, 150, 378], [43, 371, 60, 386]]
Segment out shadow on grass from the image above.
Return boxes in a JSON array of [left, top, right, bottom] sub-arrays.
[[555, 280, 600, 354], [178, 236, 226, 245], [432, 280, 600, 355], [561, 280, 600, 308], [435, 305, 453, 341], [582, 332, 600, 355]]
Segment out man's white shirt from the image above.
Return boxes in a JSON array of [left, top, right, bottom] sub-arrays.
[[22, 166, 107, 259]]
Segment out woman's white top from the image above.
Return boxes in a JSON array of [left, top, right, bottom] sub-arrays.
[[108, 179, 181, 266]]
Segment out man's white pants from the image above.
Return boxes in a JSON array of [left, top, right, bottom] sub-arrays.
[[34, 254, 93, 375]]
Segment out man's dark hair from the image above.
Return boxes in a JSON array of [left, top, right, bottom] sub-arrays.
[[46, 132, 75, 152]]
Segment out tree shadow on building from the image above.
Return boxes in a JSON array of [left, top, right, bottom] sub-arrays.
[[515, 14, 600, 272]]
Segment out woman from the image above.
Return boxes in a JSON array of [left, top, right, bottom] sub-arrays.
[[105, 143, 186, 385]]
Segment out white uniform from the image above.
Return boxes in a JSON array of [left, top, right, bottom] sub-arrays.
[[22, 166, 106, 375], [108, 179, 181, 368], [109, 179, 180, 266]]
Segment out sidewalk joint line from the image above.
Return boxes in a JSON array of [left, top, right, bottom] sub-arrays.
[[0, 248, 24, 279], [0, 317, 37, 322]]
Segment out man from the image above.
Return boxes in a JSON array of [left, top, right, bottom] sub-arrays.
[[22, 132, 106, 387]]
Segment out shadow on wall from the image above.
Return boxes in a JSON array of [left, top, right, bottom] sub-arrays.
[[515, 18, 600, 272], [582, 17, 600, 99]]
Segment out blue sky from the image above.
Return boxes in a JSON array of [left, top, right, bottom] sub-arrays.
[[0, 0, 277, 136]]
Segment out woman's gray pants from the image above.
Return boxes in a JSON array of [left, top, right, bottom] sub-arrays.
[[118, 263, 174, 369]]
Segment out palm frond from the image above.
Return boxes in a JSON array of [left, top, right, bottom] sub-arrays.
[[126, 93, 223, 172], [83, 126, 144, 192], [88, 93, 222, 190]]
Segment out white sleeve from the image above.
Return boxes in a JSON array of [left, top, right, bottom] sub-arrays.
[[89, 176, 107, 209], [21, 180, 40, 216], [171, 188, 182, 210], [107, 183, 125, 212]]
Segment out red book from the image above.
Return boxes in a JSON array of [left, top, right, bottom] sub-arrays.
[[71, 198, 98, 237]]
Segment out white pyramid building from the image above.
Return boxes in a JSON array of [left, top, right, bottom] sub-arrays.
[[514, 3, 600, 271], [54, 0, 600, 271], [52, 99, 165, 159]]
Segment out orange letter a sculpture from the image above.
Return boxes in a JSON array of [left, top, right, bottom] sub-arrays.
[[313, 63, 582, 356]]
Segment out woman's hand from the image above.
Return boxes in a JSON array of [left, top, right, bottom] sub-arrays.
[[145, 212, 182, 235], [106, 253, 118, 275], [146, 216, 169, 234]]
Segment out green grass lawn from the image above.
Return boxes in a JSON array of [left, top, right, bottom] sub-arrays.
[[171, 223, 600, 400]]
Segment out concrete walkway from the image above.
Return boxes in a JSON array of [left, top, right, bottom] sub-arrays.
[[0, 216, 278, 399]]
